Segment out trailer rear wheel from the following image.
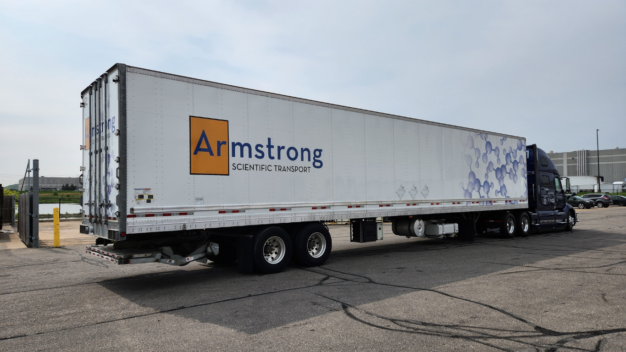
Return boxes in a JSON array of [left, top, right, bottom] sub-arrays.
[[293, 223, 332, 267], [253, 227, 292, 274], [501, 213, 516, 238], [516, 213, 530, 237]]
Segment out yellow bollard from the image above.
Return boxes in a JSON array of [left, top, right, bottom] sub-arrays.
[[53, 207, 60, 248]]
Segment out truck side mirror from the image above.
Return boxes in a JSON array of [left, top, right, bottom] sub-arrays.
[[565, 178, 571, 193]]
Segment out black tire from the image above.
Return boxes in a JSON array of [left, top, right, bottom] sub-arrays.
[[501, 212, 516, 238], [207, 241, 237, 264], [293, 223, 333, 267], [516, 212, 530, 237], [252, 227, 292, 274], [597, 202, 604, 208], [577, 203, 585, 210]]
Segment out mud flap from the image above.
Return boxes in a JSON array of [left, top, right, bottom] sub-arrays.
[[237, 235, 254, 274], [457, 219, 476, 242]]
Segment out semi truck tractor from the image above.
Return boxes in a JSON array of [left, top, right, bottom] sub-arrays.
[[79, 64, 577, 274]]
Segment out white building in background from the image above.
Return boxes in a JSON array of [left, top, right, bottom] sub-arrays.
[[548, 148, 626, 192]]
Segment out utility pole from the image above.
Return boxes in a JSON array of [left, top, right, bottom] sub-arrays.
[[596, 129, 601, 192]]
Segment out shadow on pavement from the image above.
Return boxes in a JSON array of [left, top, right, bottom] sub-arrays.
[[97, 228, 625, 335]]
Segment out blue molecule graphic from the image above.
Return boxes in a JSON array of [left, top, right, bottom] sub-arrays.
[[482, 180, 494, 196], [468, 171, 476, 184], [482, 153, 488, 164]]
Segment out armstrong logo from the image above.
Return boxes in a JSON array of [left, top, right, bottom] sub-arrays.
[[190, 115, 323, 175], [190, 116, 230, 175]]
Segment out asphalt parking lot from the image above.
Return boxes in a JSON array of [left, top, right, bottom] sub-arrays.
[[1, 207, 625, 351]]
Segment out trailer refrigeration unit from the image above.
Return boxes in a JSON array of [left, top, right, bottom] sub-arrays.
[[80, 64, 577, 274]]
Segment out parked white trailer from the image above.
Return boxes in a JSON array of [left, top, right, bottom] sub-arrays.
[[80, 64, 573, 274]]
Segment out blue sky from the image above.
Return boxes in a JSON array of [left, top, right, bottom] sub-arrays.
[[1, 0, 624, 186]]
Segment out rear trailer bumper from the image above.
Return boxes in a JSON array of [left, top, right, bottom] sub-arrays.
[[85, 242, 219, 266]]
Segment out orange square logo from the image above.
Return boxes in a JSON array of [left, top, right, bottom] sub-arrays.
[[85, 117, 90, 150], [190, 116, 229, 175]]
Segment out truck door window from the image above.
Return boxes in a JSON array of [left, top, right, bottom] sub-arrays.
[[554, 177, 562, 192]]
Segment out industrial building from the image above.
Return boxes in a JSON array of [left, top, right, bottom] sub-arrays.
[[18, 176, 80, 191], [547, 148, 626, 191]]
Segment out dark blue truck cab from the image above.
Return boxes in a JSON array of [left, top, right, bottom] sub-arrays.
[[526, 144, 576, 231]]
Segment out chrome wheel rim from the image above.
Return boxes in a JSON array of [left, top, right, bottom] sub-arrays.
[[521, 216, 529, 233], [578, 204, 584, 209], [506, 217, 515, 235], [263, 236, 286, 264], [568, 214, 575, 227], [307, 232, 327, 258], [598, 202, 603, 208]]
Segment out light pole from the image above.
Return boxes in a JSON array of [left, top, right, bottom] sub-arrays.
[[596, 129, 601, 192]]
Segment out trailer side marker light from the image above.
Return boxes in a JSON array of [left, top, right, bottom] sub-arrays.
[[163, 213, 171, 216], [312, 207, 317, 210], [386, 204, 391, 207], [280, 208, 287, 211], [379, 205, 383, 207], [321, 207, 327, 209], [127, 214, 136, 218], [219, 211, 226, 214], [145, 214, 155, 217], [121, 232, 126, 237], [348, 206, 353, 208], [270, 209, 276, 212], [232, 210, 240, 213]]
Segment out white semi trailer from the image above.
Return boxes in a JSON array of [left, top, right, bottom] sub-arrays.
[[80, 64, 576, 273]]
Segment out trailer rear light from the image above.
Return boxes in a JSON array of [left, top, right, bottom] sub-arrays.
[[120, 232, 126, 237]]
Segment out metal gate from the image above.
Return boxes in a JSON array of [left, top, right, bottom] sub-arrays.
[[18, 193, 35, 247], [16, 159, 39, 248], [2, 195, 16, 228]]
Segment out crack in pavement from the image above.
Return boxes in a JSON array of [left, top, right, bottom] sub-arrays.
[[0, 274, 333, 342], [305, 266, 626, 352]]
